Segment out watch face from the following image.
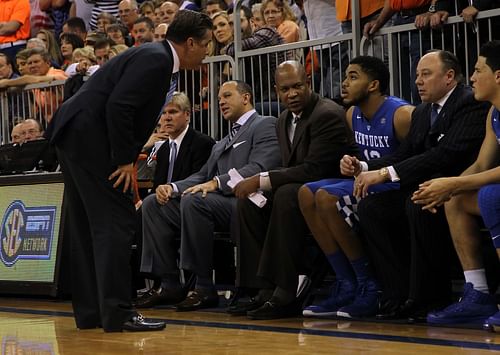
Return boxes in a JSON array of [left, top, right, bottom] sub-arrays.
[[429, 4, 436, 12]]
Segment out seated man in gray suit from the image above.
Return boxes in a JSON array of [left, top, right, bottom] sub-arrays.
[[137, 80, 281, 310]]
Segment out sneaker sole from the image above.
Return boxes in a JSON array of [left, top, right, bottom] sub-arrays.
[[336, 311, 353, 319], [302, 310, 338, 317], [427, 315, 491, 325]]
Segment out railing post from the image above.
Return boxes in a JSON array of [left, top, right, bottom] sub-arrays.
[[233, 0, 244, 81], [351, 0, 361, 57]]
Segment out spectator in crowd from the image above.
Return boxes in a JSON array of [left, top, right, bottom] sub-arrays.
[[69, 0, 93, 31], [26, 37, 47, 50], [65, 46, 99, 77], [106, 23, 129, 45], [62, 16, 87, 42], [227, 6, 253, 39], [250, 3, 265, 30], [84, 30, 108, 47], [110, 43, 128, 57], [60, 32, 85, 70], [136, 81, 280, 310], [140, 1, 156, 21], [229, 61, 358, 320], [170, 0, 199, 12], [21, 118, 44, 141], [11, 122, 25, 144], [119, 0, 139, 32], [132, 17, 155, 45], [36, 29, 64, 67], [0, 53, 19, 80], [261, 0, 300, 43], [206, 0, 227, 17], [0, 0, 30, 62], [412, 41, 500, 328], [15, 49, 30, 75], [94, 38, 114, 66], [159, 1, 179, 25], [299, 56, 413, 319], [89, 1, 120, 30], [224, 7, 285, 117], [351, 50, 490, 322], [211, 11, 233, 56], [96, 12, 118, 33], [153, 23, 168, 42]]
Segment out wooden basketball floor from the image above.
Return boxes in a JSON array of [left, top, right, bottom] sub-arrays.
[[1, 297, 500, 354]]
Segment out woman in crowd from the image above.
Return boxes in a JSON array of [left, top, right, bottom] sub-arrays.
[[261, 0, 300, 43], [60, 33, 85, 70], [96, 12, 118, 33], [211, 11, 234, 56], [36, 29, 63, 66]]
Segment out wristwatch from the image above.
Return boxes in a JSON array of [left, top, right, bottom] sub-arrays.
[[428, 4, 436, 13], [379, 167, 390, 180]]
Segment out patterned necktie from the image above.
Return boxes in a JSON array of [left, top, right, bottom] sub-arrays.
[[228, 123, 241, 142], [165, 72, 179, 106], [167, 141, 177, 183], [430, 103, 440, 127]]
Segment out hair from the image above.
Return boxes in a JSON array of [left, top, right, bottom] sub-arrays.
[[210, 11, 232, 55], [140, 0, 154, 13], [37, 29, 63, 65], [60, 32, 85, 52], [169, 91, 192, 112], [27, 47, 52, 62], [428, 49, 463, 83], [107, 23, 129, 37], [166, 10, 213, 44], [206, 0, 227, 10], [97, 12, 118, 27], [110, 44, 129, 55], [94, 37, 116, 50], [0, 53, 12, 66], [251, 3, 262, 15], [23, 118, 44, 133], [479, 40, 500, 72], [72, 46, 97, 63], [27, 37, 46, 49], [261, 0, 296, 23], [224, 80, 254, 102], [16, 48, 30, 61], [63, 17, 87, 34], [120, 0, 138, 9], [134, 16, 155, 29], [350, 56, 390, 94]]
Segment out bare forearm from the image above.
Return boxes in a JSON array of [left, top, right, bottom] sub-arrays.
[[0, 21, 21, 36], [456, 166, 500, 192]]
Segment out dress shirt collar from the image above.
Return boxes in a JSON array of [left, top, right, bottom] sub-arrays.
[[434, 84, 457, 114], [235, 109, 257, 126], [169, 125, 189, 148], [166, 40, 180, 74]]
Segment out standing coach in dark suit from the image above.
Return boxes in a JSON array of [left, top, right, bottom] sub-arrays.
[[46, 10, 213, 332], [346, 50, 490, 321], [230, 61, 359, 320]]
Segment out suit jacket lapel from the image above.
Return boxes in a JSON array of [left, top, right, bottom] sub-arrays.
[[172, 128, 193, 179], [223, 112, 257, 152], [429, 84, 461, 134]]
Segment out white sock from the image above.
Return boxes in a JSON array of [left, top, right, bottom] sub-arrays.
[[464, 269, 489, 292]]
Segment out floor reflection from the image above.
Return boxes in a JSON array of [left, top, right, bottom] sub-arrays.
[[0, 317, 58, 355]]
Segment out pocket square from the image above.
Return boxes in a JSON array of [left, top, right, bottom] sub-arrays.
[[233, 141, 246, 148]]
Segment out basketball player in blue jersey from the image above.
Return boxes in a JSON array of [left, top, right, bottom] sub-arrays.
[[299, 56, 414, 318], [412, 41, 500, 329]]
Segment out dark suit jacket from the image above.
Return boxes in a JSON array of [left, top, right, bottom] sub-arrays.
[[152, 127, 215, 189], [269, 93, 359, 189], [367, 84, 490, 188], [175, 112, 281, 195], [47, 41, 175, 178]]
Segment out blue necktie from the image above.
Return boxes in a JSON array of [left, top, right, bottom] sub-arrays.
[[167, 141, 177, 183], [430, 103, 440, 127], [165, 72, 179, 106]]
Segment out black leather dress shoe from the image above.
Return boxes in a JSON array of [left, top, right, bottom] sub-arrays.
[[134, 287, 186, 308], [376, 299, 405, 320], [247, 298, 300, 320], [122, 314, 166, 332], [227, 296, 267, 316], [175, 290, 219, 312]]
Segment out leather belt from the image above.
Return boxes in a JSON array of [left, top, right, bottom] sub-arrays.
[[0, 40, 27, 50]]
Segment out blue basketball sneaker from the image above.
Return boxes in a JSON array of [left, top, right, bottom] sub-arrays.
[[302, 280, 356, 317], [484, 310, 500, 332], [427, 283, 498, 325], [336, 278, 380, 318]]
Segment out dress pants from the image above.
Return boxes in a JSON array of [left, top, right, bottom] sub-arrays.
[[357, 189, 453, 304], [237, 183, 309, 293], [141, 192, 237, 279], [57, 149, 136, 331]]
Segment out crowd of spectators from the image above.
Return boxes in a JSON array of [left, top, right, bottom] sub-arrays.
[[2, 0, 500, 334]]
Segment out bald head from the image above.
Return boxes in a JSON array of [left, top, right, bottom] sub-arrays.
[[11, 123, 24, 144], [275, 60, 307, 82], [274, 61, 311, 114]]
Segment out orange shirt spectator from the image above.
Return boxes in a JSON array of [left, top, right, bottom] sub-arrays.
[[0, 0, 30, 44], [336, 0, 384, 22]]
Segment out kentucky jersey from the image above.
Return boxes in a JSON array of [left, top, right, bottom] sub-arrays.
[[352, 96, 408, 161]]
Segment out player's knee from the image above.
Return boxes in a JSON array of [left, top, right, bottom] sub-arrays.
[[298, 185, 314, 213]]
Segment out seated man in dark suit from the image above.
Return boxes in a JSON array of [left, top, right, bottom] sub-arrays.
[[230, 61, 359, 320], [133, 91, 215, 294], [137, 80, 281, 310], [347, 50, 491, 321]]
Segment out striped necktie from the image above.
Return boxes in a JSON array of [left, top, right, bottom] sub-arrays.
[[228, 123, 241, 142], [430, 103, 440, 127], [165, 72, 179, 105]]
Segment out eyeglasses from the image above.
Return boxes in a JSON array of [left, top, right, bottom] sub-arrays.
[[263, 9, 281, 16]]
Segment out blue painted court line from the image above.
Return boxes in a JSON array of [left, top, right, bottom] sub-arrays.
[[1, 306, 499, 351]]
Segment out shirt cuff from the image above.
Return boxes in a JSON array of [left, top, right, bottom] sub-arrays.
[[214, 176, 221, 190], [359, 161, 369, 172], [387, 166, 400, 182], [170, 183, 179, 193], [259, 173, 272, 191]]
